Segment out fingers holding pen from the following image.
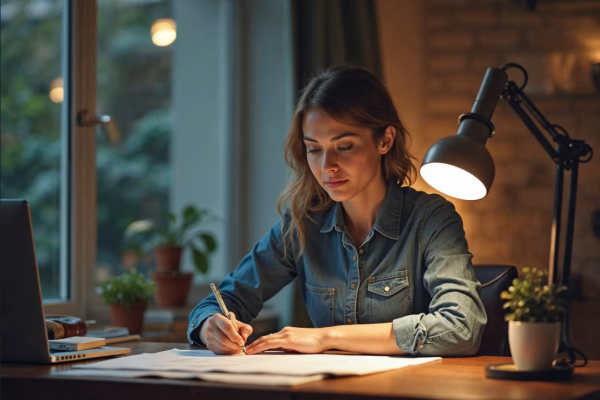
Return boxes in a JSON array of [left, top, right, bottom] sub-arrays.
[[204, 314, 242, 355], [214, 313, 246, 346], [203, 312, 254, 355], [215, 312, 252, 346], [206, 329, 242, 354], [229, 312, 253, 343]]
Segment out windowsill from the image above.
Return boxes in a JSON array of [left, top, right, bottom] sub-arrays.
[[86, 282, 280, 337]]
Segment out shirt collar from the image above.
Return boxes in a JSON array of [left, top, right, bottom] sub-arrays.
[[320, 202, 344, 233], [320, 180, 403, 240]]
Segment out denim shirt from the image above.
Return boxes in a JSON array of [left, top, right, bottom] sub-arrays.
[[188, 180, 487, 356]]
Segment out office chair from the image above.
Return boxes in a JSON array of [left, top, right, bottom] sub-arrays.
[[474, 264, 518, 357]]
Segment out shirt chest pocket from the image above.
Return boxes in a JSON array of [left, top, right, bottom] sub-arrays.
[[366, 270, 411, 323]]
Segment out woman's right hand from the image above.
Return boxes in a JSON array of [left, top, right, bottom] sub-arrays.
[[200, 312, 253, 355]]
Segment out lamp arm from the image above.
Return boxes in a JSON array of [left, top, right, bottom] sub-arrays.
[[498, 64, 593, 368], [501, 81, 561, 163]]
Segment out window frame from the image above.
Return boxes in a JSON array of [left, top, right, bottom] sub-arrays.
[[43, 0, 97, 318]]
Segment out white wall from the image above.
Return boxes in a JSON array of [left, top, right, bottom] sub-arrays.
[[172, 0, 294, 328], [172, 0, 233, 284]]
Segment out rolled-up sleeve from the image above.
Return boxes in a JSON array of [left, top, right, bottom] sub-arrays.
[[187, 216, 297, 346], [393, 199, 487, 356]]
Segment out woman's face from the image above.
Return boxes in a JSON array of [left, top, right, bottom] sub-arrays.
[[302, 108, 393, 202]]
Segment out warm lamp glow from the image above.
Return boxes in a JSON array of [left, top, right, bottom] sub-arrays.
[[420, 163, 488, 200], [151, 18, 176, 47], [49, 78, 63, 103]]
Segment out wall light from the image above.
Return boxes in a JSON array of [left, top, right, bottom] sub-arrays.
[[151, 18, 177, 47], [49, 78, 63, 103]]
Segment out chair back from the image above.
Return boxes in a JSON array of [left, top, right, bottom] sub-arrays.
[[474, 264, 518, 356]]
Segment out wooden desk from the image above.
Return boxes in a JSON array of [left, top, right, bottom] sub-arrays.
[[2, 342, 599, 400]]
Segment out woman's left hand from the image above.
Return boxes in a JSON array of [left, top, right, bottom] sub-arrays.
[[245, 326, 329, 355]]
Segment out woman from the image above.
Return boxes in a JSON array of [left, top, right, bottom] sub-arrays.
[[188, 66, 487, 356]]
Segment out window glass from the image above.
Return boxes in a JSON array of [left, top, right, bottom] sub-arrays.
[[95, 0, 173, 283], [1, 0, 66, 299]]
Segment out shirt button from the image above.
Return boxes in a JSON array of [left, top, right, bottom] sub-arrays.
[[347, 319, 353, 324], [418, 342, 425, 349], [353, 255, 357, 261], [358, 249, 364, 255], [384, 286, 390, 292], [351, 283, 356, 290]]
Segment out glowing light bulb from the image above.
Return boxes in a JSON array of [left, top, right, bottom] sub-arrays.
[[49, 77, 63, 103], [420, 163, 487, 200], [151, 18, 176, 47]]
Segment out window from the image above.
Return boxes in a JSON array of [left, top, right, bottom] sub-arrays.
[[94, 0, 172, 286], [2, 0, 293, 325], [1, 0, 69, 301]]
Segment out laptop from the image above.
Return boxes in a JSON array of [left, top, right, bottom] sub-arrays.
[[1, 199, 131, 363]]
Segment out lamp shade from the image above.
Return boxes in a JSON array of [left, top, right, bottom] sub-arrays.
[[420, 134, 495, 200]]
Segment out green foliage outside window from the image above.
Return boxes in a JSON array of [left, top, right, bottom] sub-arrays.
[[1, 0, 174, 297]]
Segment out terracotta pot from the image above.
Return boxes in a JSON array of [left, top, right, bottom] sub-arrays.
[[509, 321, 561, 371], [109, 301, 147, 334], [150, 272, 193, 307], [122, 251, 139, 269], [154, 246, 183, 273]]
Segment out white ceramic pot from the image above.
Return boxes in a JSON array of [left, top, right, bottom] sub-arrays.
[[508, 321, 561, 371]]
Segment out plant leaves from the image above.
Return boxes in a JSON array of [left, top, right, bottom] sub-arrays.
[[200, 233, 217, 253], [124, 219, 156, 238], [183, 205, 196, 220], [98, 268, 156, 308], [192, 247, 209, 274], [167, 213, 176, 223]]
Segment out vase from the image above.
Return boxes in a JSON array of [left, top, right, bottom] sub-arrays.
[[109, 301, 147, 334], [508, 321, 561, 371]]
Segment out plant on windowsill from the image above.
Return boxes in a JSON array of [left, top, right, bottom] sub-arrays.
[[501, 267, 568, 371], [99, 269, 156, 334], [124, 205, 218, 307]]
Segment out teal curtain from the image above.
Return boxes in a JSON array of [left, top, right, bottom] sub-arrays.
[[290, 0, 383, 327]]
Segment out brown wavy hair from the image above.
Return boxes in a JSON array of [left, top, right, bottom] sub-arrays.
[[277, 66, 417, 259]]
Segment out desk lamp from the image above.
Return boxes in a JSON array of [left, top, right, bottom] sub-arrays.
[[420, 63, 593, 367]]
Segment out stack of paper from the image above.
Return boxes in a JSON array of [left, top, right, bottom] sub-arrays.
[[55, 349, 441, 386]]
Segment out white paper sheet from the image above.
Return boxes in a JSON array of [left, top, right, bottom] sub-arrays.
[[72, 348, 440, 377], [55, 369, 327, 387]]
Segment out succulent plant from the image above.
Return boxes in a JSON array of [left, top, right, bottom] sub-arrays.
[[501, 267, 568, 323]]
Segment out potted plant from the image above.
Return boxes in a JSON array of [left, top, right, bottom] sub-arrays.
[[98, 269, 156, 334], [501, 267, 568, 371], [125, 205, 217, 307]]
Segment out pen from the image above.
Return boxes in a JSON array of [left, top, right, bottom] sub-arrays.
[[210, 283, 247, 355]]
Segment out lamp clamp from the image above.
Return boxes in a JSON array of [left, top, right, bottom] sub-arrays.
[[458, 113, 496, 138]]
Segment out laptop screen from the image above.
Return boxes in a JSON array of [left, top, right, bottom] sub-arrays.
[[1, 199, 52, 363]]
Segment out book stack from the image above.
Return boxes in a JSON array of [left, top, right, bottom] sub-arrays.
[[143, 309, 190, 332], [85, 327, 141, 344]]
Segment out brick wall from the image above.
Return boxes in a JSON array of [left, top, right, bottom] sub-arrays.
[[415, 0, 600, 359]]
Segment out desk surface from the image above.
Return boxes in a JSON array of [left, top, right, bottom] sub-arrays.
[[2, 342, 599, 400]]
